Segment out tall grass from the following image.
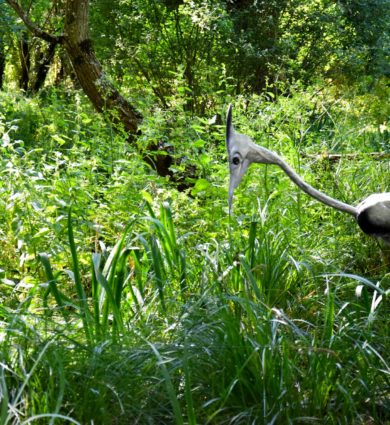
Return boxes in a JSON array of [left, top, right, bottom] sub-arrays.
[[0, 88, 389, 424], [1, 201, 388, 424]]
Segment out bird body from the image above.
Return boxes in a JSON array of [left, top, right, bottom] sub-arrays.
[[356, 194, 390, 243], [226, 104, 390, 244]]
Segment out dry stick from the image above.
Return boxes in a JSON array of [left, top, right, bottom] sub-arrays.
[[303, 152, 390, 162]]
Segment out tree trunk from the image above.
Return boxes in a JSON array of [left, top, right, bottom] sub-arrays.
[[63, 0, 142, 134], [5, 0, 189, 188], [19, 32, 30, 91], [6, 0, 142, 134], [0, 39, 5, 90], [32, 41, 57, 93]]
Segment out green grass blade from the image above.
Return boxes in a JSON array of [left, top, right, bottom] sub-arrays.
[[161, 202, 178, 252], [183, 340, 196, 425], [139, 235, 166, 310], [91, 253, 102, 340], [150, 236, 166, 311], [0, 370, 9, 425], [148, 342, 184, 425], [324, 273, 385, 295], [240, 255, 262, 300], [92, 252, 124, 337], [21, 414, 81, 425], [12, 340, 54, 413], [39, 253, 69, 322], [247, 221, 257, 269], [179, 249, 187, 297], [322, 285, 335, 344], [114, 248, 131, 308], [67, 208, 92, 344]]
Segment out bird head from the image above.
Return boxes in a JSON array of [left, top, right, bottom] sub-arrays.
[[226, 104, 279, 213]]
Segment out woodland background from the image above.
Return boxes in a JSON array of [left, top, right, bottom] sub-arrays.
[[0, 1, 389, 424]]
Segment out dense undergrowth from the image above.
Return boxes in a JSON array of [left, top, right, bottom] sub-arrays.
[[0, 86, 389, 424]]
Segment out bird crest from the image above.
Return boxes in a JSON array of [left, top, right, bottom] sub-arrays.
[[226, 104, 234, 152]]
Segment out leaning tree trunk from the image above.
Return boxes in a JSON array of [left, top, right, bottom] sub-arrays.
[[5, 0, 185, 186], [63, 0, 142, 134]]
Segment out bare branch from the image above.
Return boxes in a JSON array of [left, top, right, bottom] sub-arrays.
[[6, 0, 63, 44], [303, 152, 390, 162]]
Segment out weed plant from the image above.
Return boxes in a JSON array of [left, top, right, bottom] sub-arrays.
[[0, 88, 389, 424]]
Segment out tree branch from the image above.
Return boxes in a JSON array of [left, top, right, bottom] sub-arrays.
[[6, 0, 63, 44]]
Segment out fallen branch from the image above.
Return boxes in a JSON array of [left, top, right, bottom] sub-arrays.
[[303, 152, 390, 162]]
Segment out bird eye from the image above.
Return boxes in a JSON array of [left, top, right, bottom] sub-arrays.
[[232, 157, 240, 165]]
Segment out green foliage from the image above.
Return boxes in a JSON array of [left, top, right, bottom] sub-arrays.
[[88, 0, 390, 105], [2, 0, 389, 108], [338, 0, 390, 78], [91, 0, 234, 112], [1, 1, 389, 422], [0, 86, 389, 424]]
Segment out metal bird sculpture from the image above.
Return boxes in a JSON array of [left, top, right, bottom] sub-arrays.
[[226, 104, 390, 244]]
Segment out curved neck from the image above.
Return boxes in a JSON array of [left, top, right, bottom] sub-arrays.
[[274, 156, 357, 217]]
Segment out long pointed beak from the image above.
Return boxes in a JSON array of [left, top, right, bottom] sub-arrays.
[[228, 159, 250, 214]]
